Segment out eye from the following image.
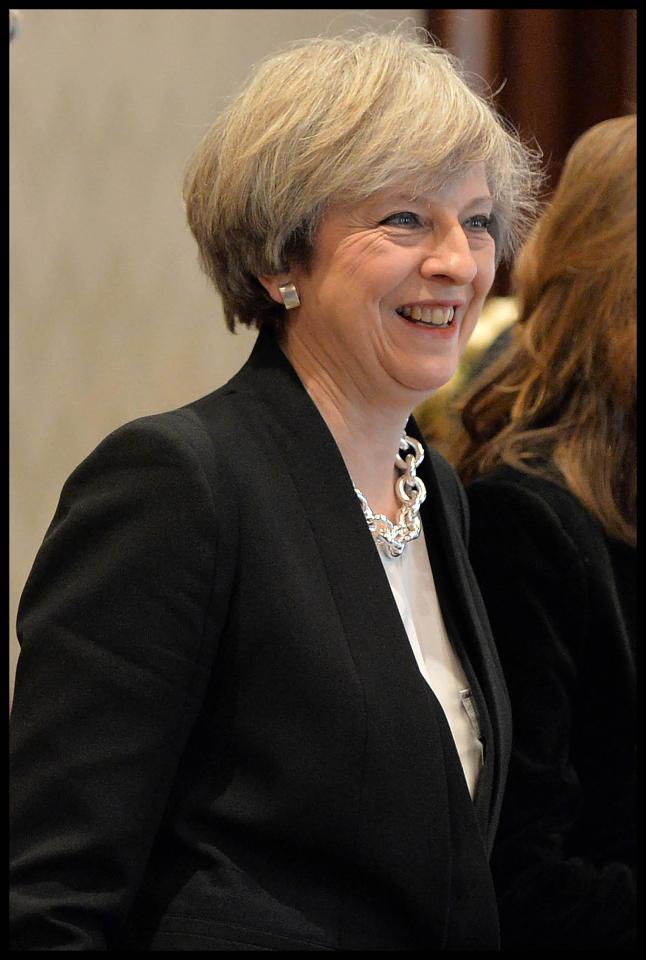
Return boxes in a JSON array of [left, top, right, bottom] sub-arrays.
[[465, 214, 494, 233], [380, 211, 422, 228]]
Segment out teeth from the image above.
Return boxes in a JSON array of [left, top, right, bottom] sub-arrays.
[[397, 305, 454, 326], [423, 306, 453, 325]]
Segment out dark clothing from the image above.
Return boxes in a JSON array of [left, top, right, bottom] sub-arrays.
[[10, 329, 510, 951], [466, 466, 636, 950]]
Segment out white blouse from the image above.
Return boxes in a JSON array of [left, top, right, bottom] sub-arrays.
[[378, 527, 483, 799]]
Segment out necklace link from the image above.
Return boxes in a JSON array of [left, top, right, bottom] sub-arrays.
[[354, 434, 427, 558]]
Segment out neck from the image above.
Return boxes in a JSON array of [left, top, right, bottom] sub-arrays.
[[282, 332, 416, 521]]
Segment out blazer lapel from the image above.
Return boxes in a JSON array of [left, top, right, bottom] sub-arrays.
[[229, 329, 508, 848], [230, 328, 432, 701], [408, 418, 511, 848]]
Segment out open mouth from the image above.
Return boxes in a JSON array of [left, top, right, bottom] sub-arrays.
[[395, 305, 455, 328]]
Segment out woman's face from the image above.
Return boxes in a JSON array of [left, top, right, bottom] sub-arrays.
[[277, 162, 496, 402]]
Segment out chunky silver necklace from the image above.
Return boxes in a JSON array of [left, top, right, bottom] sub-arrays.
[[353, 434, 427, 559]]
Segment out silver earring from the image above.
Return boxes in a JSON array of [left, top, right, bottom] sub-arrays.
[[278, 282, 300, 310]]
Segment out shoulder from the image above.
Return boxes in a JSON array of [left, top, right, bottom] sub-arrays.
[[70, 385, 249, 495], [466, 466, 600, 561], [467, 467, 635, 642], [464, 468, 593, 666], [46, 391, 252, 559]]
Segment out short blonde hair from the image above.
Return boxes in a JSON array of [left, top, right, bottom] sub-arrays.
[[183, 28, 542, 333]]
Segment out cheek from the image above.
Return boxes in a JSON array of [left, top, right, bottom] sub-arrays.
[[476, 250, 497, 298], [340, 241, 410, 299], [348, 266, 403, 307]]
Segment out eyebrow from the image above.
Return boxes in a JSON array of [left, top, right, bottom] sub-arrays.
[[461, 195, 494, 207]]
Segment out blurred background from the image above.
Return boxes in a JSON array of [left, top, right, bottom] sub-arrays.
[[9, 9, 636, 700]]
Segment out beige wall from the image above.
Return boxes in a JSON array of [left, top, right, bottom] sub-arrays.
[[9, 9, 423, 699]]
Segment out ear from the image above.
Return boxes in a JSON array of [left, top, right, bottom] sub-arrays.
[[258, 273, 292, 306]]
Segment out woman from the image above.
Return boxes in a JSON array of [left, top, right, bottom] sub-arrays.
[[10, 31, 540, 950], [451, 116, 636, 949]]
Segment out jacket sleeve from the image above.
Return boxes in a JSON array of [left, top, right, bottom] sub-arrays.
[[10, 410, 229, 950], [466, 479, 635, 950]]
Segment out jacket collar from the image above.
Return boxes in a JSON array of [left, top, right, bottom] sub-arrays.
[[228, 327, 509, 842]]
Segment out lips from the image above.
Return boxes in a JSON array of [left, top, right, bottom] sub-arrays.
[[395, 304, 455, 328]]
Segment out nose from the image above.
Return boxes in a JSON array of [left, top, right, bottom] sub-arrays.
[[419, 224, 478, 286]]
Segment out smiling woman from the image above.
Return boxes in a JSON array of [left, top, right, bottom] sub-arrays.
[[11, 27, 542, 952]]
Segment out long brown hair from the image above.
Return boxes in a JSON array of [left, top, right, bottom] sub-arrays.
[[453, 115, 636, 546]]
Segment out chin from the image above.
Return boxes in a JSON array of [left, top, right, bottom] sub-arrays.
[[401, 366, 459, 395]]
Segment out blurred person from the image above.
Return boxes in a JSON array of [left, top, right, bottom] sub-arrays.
[[451, 115, 636, 949], [9, 29, 541, 951]]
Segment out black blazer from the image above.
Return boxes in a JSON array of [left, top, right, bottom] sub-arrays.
[[466, 467, 636, 950], [10, 329, 511, 951]]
